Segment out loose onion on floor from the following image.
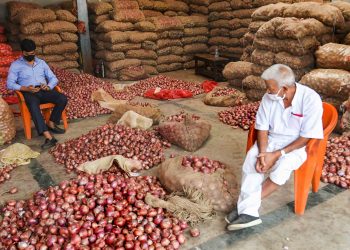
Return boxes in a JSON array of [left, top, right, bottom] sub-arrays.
[[0, 164, 17, 186], [218, 102, 260, 130], [165, 111, 201, 123]]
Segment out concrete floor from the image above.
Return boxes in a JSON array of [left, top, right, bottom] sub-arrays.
[[0, 69, 349, 250]]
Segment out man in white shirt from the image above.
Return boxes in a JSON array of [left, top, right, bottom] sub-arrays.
[[226, 64, 324, 230]]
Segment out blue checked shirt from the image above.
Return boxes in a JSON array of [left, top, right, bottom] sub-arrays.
[[6, 57, 58, 91]]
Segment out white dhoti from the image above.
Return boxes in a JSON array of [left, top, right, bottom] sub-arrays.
[[237, 135, 307, 217]]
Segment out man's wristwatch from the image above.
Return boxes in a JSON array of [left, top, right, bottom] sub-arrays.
[[280, 149, 286, 157]]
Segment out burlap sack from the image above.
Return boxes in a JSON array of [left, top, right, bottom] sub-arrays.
[[6, 22, 20, 35], [184, 27, 209, 37], [251, 64, 269, 76], [157, 46, 184, 56], [43, 21, 78, 34], [19, 34, 62, 46], [330, 1, 350, 21], [7, 1, 42, 21], [157, 55, 183, 64], [20, 22, 43, 35], [248, 21, 265, 33], [119, 66, 149, 81], [56, 10, 77, 23], [105, 59, 141, 72], [153, 1, 169, 11], [210, 28, 230, 37], [254, 36, 320, 56], [228, 79, 242, 88], [39, 54, 65, 62], [43, 42, 78, 54], [88, 2, 113, 15], [108, 103, 162, 124], [106, 42, 142, 52], [241, 32, 255, 46], [230, 0, 254, 10], [242, 75, 266, 90], [135, 21, 156, 32], [275, 52, 314, 70], [183, 44, 208, 54], [157, 39, 182, 49], [189, 4, 209, 14], [345, 33, 350, 45], [315, 43, 350, 71], [208, 11, 233, 21], [126, 49, 158, 60], [90, 14, 109, 25], [127, 31, 158, 43], [230, 28, 249, 38], [95, 50, 125, 62], [223, 61, 253, 80], [164, 11, 177, 17], [111, 0, 140, 10], [149, 16, 183, 31], [229, 18, 252, 29], [158, 116, 211, 151], [49, 60, 79, 69], [60, 32, 78, 42], [208, 1, 231, 12], [182, 36, 208, 45], [142, 41, 157, 50], [96, 20, 134, 32], [158, 30, 184, 39], [317, 34, 340, 45], [157, 63, 182, 73], [177, 16, 208, 28], [246, 88, 265, 101], [156, 156, 238, 212], [143, 65, 158, 75], [251, 3, 289, 21], [165, 0, 189, 12], [143, 10, 163, 18], [340, 97, 350, 134], [0, 97, 16, 143], [111, 10, 145, 23], [116, 110, 153, 129], [187, 0, 210, 6], [64, 52, 79, 61], [17, 9, 56, 26], [251, 49, 275, 66], [208, 36, 229, 46], [300, 69, 350, 99], [203, 87, 248, 107], [99, 31, 129, 43], [209, 20, 231, 29]]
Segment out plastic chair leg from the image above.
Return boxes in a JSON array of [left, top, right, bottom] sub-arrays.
[[312, 140, 327, 192], [62, 110, 68, 130], [42, 109, 51, 124], [21, 109, 32, 140]]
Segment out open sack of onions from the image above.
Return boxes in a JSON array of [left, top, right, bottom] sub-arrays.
[[157, 115, 211, 152], [148, 155, 238, 220], [321, 135, 350, 189], [203, 87, 249, 107], [340, 97, 350, 135], [0, 96, 16, 144], [0, 167, 188, 249]]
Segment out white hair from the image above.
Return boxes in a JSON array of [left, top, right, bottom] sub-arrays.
[[261, 64, 295, 88]]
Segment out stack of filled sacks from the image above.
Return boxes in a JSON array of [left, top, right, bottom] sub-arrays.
[[148, 16, 185, 73], [178, 16, 208, 69], [186, 0, 209, 16], [329, 1, 350, 45], [300, 43, 350, 108], [241, 1, 345, 61], [6, 3, 80, 71], [137, 0, 190, 17], [208, 0, 252, 59]]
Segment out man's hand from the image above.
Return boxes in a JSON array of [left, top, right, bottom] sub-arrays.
[[27, 85, 40, 93], [255, 156, 265, 173], [40, 84, 50, 91], [257, 151, 281, 173]]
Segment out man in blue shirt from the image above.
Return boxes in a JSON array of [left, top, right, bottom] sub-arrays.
[[7, 39, 67, 149]]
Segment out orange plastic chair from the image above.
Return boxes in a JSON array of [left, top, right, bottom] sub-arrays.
[[246, 102, 338, 215], [15, 86, 68, 140]]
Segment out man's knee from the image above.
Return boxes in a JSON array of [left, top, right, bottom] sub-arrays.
[[242, 145, 259, 173], [57, 93, 68, 105]]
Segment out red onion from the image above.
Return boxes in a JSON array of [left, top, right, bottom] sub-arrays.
[[190, 228, 200, 237], [165, 111, 200, 122], [212, 87, 238, 97], [0, 164, 18, 186], [182, 155, 226, 174]]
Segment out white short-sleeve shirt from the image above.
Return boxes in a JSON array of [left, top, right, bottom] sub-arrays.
[[255, 83, 324, 141]]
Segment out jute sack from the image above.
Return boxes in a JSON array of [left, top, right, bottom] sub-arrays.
[[39, 54, 65, 62], [119, 66, 149, 81], [105, 42, 142, 52], [189, 4, 209, 15], [117, 110, 153, 129], [142, 41, 157, 51], [156, 156, 238, 212], [17, 9, 56, 26], [230, 28, 249, 38], [330, 1, 350, 21], [88, 2, 113, 15], [64, 52, 79, 61], [156, 55, 183, 65], [158, 116, 211, 152], [210, 28, 230, 37], [203, 87, 249, 107], [96, 21, 134, 32], [208, 11, 233, 21], [60, 32, 78, 42], [183, 44, 208, 54], [7, 1, 42, 22], [242, 75, 266, 90], [241, 32, 255, 46], [228, 18, 251, 29], [111, 10, 145, 23], [157, 46, 184, 56], [165, 0, 190, 12], [0, 97, 16, 143], [315, 43, 350, 71], [126, 49, 158, 60], [187, 0, 209, 6], [182, 36, 208, 45], [99, 31, 129, 44], [135, 21, 156, 32], [43, 21, 78, 34], [49, 61, 79, 69], [300, 69, 350, 99], [251, 3, 289, 21], [246, 88, 265, 101], [177, 16, 208, 28], [55, 10, 77, 23], [127, 31, 158, 43], [274, 52, 314, 70], [95, 50, 125, 62], [108, 103, 162, 124], [230, 0, 254, 10], [19, 34, 62, 46], [20, 22, 43, 35], [105, 59, 141, 72], [143, 10, 163, 18], [251, 49, 275, 66], [254, 36, 320, 56], [209, 20, 231, 29], [43, 42, 78, 54], [231, 8, 255, 18], [156, 63, 182, 73], [149, 16, 184, 31], [90, 14, 109, 25], [223, 61, 253, 80], [208, 1, 231, 12], [345, 33, 350, 45], [157, 39, 182, 49], [248, 21, 265, 33], [111, 0, 140, 10], [158, 30, 184, 39], [184, 27, 209, 37], [143, 65, 158, 75], [208, 36, 230, 46], [153, 1, 169, 11]]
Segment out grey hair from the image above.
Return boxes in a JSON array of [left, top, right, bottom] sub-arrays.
[[261, 64, 295, 88]]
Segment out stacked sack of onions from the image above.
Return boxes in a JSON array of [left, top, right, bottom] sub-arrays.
[[186, 0, 209, 16], [178, 16, 209, 69]]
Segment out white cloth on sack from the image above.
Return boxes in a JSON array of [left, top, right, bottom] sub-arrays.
[[237, 83, 324, 217]]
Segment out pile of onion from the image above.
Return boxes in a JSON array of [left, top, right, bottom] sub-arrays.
[[182, 156, 226, 174], [0, 170, 188, 249], [0, 164, 17, 185], [211, 87, 237, 97], [165, 112, 200, 123], [52, 68, 127, 120], [0, 81, 15, 98], [218, 102, 260, 130], [50, 124, 169, 173], [321, 135, 350, 189]]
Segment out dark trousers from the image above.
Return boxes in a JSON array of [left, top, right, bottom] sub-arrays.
[[22, 90, 68, 135]]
